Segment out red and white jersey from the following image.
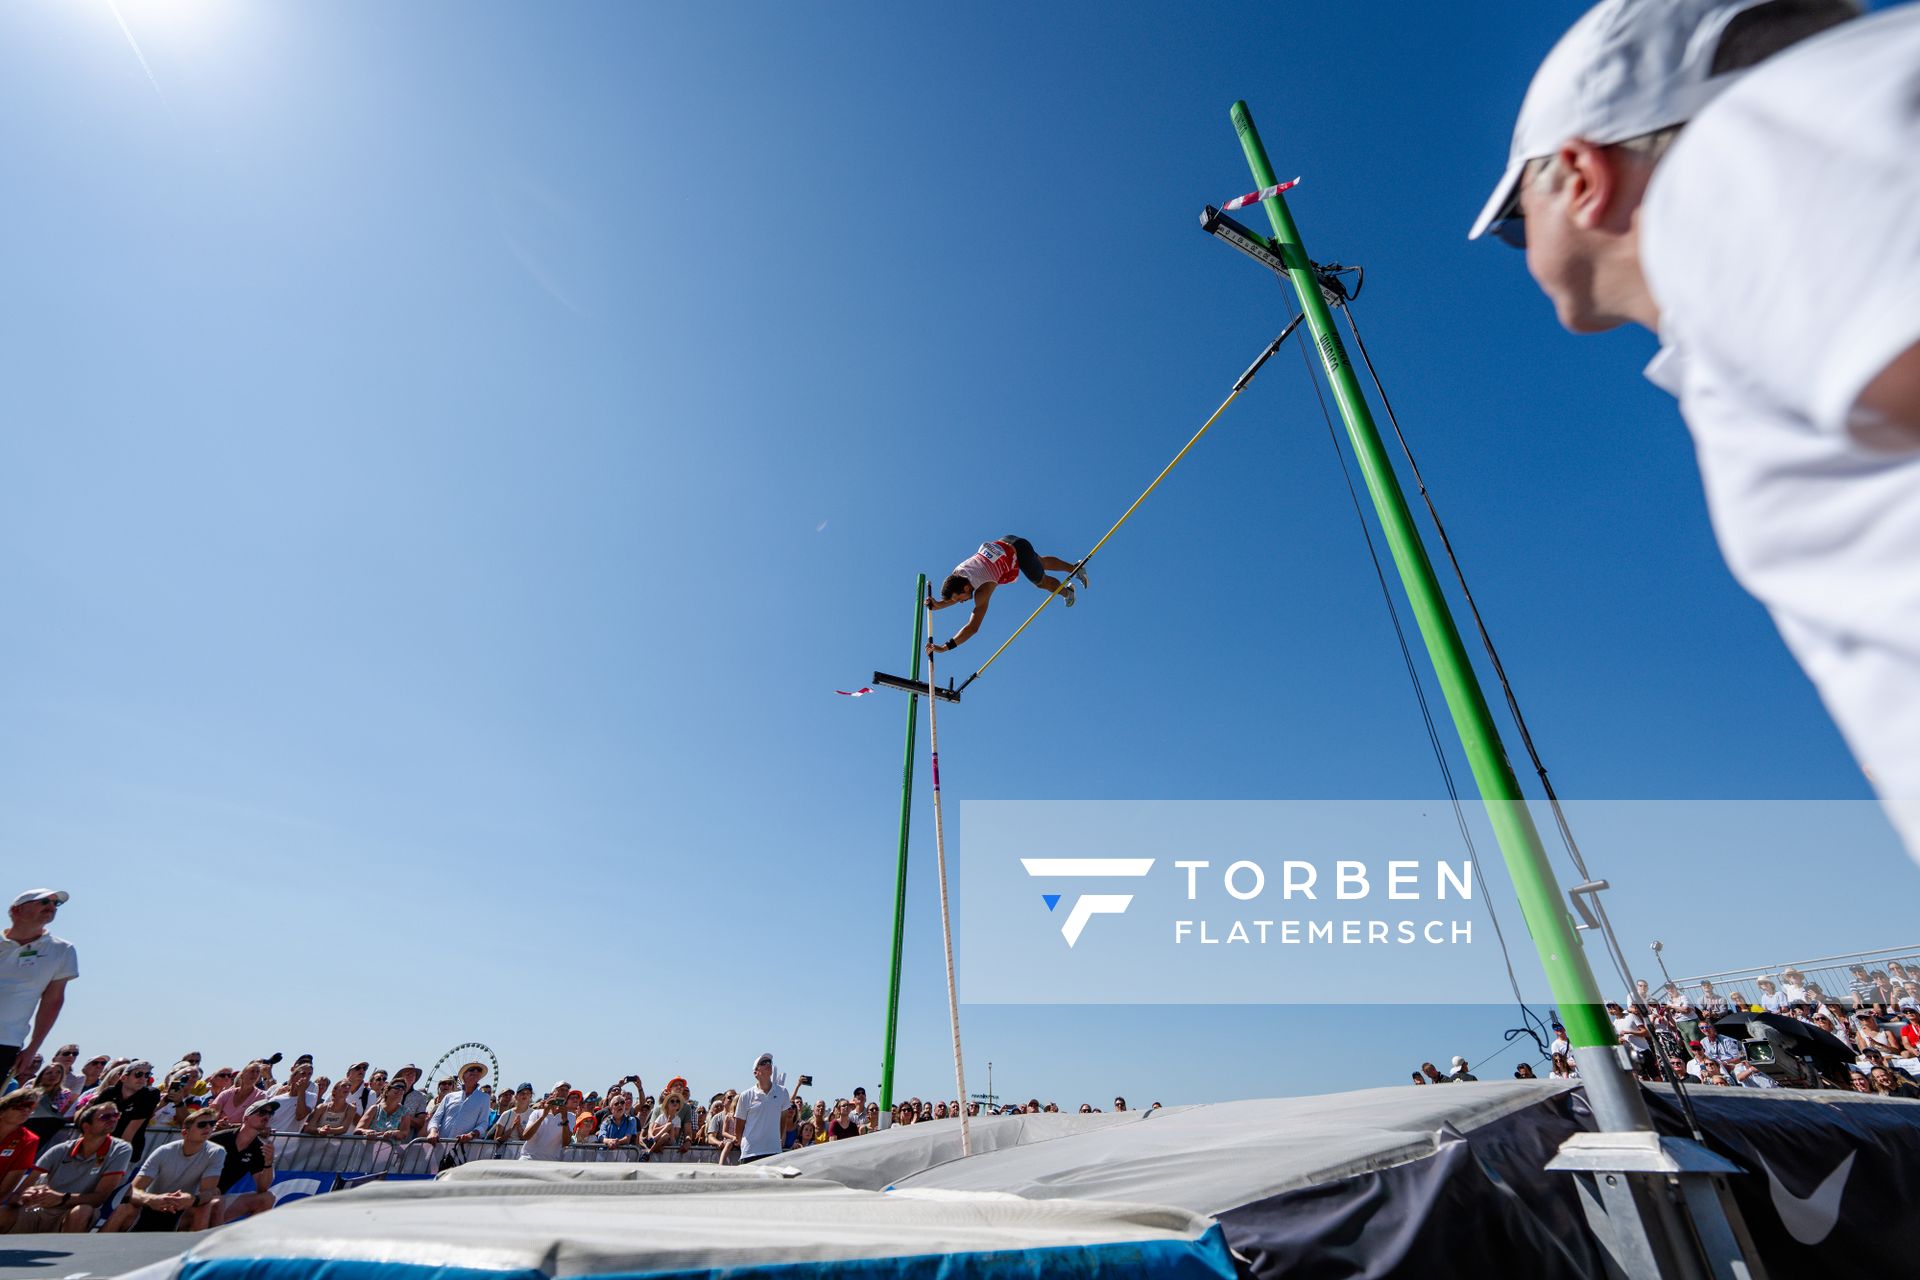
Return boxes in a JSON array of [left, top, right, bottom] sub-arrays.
[[952, 540, 1020, 590]]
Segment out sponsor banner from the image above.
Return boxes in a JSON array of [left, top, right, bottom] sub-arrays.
[[226, 1170, 341, 1203], [958, 799, 1908, 1004]]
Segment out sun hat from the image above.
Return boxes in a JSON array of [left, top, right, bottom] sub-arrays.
[[1469, 0, 1794, 241], [9, 889, 68, 909]]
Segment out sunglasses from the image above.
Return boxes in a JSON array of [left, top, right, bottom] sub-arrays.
[[1490, 216, 1527, 251], [189, 1120, 216, 1130], [95, 1112, 121, 1122]]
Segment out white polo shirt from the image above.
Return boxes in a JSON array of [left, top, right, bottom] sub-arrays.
[[1638, 4, 1920, 863], [0, 932, 79, 1047]]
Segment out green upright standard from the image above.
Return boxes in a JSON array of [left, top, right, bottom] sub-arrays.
[[879, 573, 927, 1113], [1227, 100, 1648, 1133]]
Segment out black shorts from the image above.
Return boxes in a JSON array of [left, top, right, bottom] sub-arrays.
[[133, 1206, 188, 1233], [1003, 535, 1045, 585]]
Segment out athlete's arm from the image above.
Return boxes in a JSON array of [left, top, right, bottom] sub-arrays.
[[936, 585, 992, 650], [1851, 338, 1920, 451]]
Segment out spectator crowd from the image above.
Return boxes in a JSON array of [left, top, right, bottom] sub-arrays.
[[1411, 958, 1920, 1096], [15, 884, 1914, 1244], [0, 1046, 1154, 1236]]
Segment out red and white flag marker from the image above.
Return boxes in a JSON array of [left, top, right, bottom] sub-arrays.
[[835, 687, 875, 697], [1220, 177, 1301, 212]]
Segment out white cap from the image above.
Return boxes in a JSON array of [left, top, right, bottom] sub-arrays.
[[1468, 0, 1779, 241], [10, 888, 68, 910], [1451, 1056, 1468, 1069]]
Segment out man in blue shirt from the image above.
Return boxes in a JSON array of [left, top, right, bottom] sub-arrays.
[[597, 1092, 639, 1150], [424, 1063, 493, 1156], [1696, 1023, 1747, 1070]]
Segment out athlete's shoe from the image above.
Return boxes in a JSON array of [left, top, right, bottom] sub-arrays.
[[1072, 565, 1090, 589], [1061, 585, 1077, 607]]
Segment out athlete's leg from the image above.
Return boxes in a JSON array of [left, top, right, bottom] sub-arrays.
[[1042, 555, 1089, 589]]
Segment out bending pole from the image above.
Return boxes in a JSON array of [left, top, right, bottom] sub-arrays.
[[1228, 102, 1649, 1131], [959, 315, 1304, 693], [923, 638, 972, 1156], [880, 574, 926, 1115]]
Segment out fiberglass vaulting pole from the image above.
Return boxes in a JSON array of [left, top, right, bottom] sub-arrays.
[[923, 636, 973, 1156], [880, 574, 927, 1115], [1226, 102, 1654, 1136]]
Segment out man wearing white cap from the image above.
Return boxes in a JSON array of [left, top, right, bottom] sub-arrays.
[[1, 891, 78, 1086], [1471, 0, 1920, 863]]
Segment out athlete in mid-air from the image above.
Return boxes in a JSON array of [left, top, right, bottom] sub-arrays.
[[926, 536, 1087, 654]]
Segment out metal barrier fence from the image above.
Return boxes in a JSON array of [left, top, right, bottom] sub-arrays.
[[39, 1125, 724, 1178], [1670, 945, 1920, 1011]]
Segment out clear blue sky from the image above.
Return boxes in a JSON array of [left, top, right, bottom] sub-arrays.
[[3, 0, 1913, 1105]]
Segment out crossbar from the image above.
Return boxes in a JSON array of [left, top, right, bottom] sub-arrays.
[[873, 670, 961, 703], [1200, 205, 1289, 277]]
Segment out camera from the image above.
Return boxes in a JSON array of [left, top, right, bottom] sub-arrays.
[[266, 1052, 284, 1066], [798, 1074, 813, 1087]]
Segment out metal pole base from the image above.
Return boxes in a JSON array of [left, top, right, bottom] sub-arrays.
[[1547, 1132, 1768, 1280]]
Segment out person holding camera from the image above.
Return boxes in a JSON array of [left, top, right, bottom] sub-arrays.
[[518, 1084, 572, 1161]]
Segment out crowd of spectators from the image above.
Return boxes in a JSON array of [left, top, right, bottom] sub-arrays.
[[1411, 960, 1920, 1095], [0, 1045, 1150, 1235]]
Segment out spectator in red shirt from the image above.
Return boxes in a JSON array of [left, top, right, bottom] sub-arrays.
[[0, 1090, 42, 1210]]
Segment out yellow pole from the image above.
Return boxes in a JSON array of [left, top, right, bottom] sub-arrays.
[[962, 319, 1300, 690]]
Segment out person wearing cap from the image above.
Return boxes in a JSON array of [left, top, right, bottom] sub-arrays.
[[518, 1083, 573, 1161], [1471, 0, 1920, 864], [490, 1083, 537, 1141], [340, 1061, 372, 1113], [726, 1053, 791, 1163], [207, 1101, 278, 1224], [393, 1065, 430, 1139], [1447, 1056, 1479, 1083], [1, 891, 78, 1088], [424, 1061, 492, 1153]]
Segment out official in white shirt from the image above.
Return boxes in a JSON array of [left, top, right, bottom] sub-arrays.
[[1470, 0, 1920, 864]]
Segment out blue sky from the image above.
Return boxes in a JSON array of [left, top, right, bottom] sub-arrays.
[[3, 0, 1913, 1106]]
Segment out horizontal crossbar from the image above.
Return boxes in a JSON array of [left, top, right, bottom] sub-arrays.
[[1200, 205, 1289, 276], [872, 670, 961, 703]]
